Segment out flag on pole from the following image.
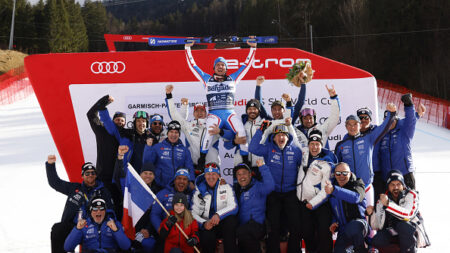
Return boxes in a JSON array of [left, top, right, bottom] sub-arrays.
[[122, 164, 155, 239]]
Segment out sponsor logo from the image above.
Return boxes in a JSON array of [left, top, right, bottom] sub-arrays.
[[208, 83, 232, 92], [90, 61, 125, 74], [226, 58, 311, 70], [222, 167, 234, 176], [149, 38, 156, 45], [123, 36, 132, 40]]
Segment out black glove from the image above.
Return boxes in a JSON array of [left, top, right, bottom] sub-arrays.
[[166, 215, 177, 228], [401, 93, 413, 107], [186, 237, 199, 247], [197, 155, 206, 172], [131, 240, 143, 250], [260, 120, 272, 132]]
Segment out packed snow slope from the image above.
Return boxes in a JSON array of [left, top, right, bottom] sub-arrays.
[[0, 94, 449, 252]]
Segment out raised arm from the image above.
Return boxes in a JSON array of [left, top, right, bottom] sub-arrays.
[[370, 103, 397, 145], [320, 85, 340, 137], [229, 44, 256, 83], [86, 95, 110, 132], [46, 155, 74, 195], [255, 76, 269, 119], [292, 84, 307, 123], [185, 43, 211, 87]]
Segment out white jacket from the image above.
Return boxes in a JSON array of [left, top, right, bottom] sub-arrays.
[[370, 189, 419, 230], [296, 159, 332, 208], [191, 178, 238, 226], [166, 97, 220, 165], [294, 96, 340, 150], [232, 116, 265, 166]]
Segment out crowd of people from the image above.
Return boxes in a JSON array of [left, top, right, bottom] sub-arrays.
[[45, 40, 430, 253]]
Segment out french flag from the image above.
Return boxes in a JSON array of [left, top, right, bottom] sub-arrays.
[[122, 164, 156, 239]]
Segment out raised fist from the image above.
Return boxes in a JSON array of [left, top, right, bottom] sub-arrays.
[[47, 155, 56, 164], [165, 85, 174, 94]]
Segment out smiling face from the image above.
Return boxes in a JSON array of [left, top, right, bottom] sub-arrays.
[[247, 107, 259, 120], [205, 172, 219, 188], [335, 163, 351, 187], [301, 115, 315, 128], [151, 121, 163, 134], [167, 129, 180, 143], [309, 141, 322, 157], [345, 120, 361, 136], [214, 62, 227, 76], [271, 105, 284, 120], [113, 117, 125, 128], [194, 107, 206, 119], [91, 207, 106, 224], [140, 171, 155, 185], [173, 202, 185, 215], [388, 180, 404, 200], [82, 169, 97, 187], [274, 132, 288, 149], [135, 118, 147, 134], [236, 168, 251, 188], [174, 175, 188, 192]]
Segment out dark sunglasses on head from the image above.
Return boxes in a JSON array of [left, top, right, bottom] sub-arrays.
[[359, 116, 370, 120], [91, 206, 105, 211], [335, 171, 350, 176], [84, 171, 96, 176]]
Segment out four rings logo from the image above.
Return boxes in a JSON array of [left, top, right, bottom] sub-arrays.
[[222, 168, 234, 176], [90, 61, 126, 74]]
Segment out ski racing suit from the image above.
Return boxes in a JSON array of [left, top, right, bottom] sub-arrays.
[[185, 45, 256, 157]]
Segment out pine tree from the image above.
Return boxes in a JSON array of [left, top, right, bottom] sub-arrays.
[[47, 0, 73, 52], [67, 0, 88, 52], [82, 0, 107, 52]]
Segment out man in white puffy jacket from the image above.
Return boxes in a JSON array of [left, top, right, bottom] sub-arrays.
[[191, 163, 238, 253], [165, 84, 221, 175], [367, 170, 430, 252], [296, 129, 336, 253]]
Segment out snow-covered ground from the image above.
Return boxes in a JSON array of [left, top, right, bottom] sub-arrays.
[[0, 94, 449, 252]]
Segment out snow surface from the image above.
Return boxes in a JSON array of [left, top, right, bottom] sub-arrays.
[[0, 94, 449, 252]]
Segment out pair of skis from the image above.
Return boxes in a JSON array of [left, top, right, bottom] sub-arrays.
[[148, 36, 278, 46]]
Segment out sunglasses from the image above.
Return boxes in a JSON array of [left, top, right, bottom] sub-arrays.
[[359, 116, 370, 120], [134, 111, 148, 119], [84, 171, 96, 176], [152, 122, 163, 126], [335, 171, 350, 176], [168, 122, 181, 129], [91, 206, 105, 211]]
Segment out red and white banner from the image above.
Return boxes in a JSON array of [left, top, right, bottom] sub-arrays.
[[25, 48, 377, 183]]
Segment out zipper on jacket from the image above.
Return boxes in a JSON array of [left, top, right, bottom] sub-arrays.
[[352, 139, 356, 176], [98, 225, 102, 249], [172, 144, 175, 175], [388, 134, 393, 170]]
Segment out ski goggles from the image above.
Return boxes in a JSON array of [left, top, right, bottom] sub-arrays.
[[335, 171, 350, 176], [300, 108, 315, 117], [273, 125, 288, 134], [134, 111, 149, 119], [167, 121, 181, 131]]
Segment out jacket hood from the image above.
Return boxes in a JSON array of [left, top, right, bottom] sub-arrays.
[[268, 130, 294, 149], [194, 173, 220, 196]]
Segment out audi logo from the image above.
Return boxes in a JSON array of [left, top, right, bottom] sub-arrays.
[[90, 61, 126, 74], [222, 168, 234, 176]]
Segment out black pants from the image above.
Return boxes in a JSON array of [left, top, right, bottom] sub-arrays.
[[372, 221, 417, 253], [300, 202, 333, 253], [372, 171, 385, 203], [199, 215, 238, 253], [404, 172, 416, 190], [266, 191, 302, 253], [51, 221, 75, 253], [236, 220, 265, 253]]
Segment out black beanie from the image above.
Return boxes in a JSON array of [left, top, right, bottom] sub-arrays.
[[141, 162, 156, 173], [246, 99, 261, 111], [386, 170, 406, 187], [113, 111, 126, 121], [172, 192, 188, 207], [81, 162, 96, 175]]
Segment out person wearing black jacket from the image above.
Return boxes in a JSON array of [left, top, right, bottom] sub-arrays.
[[46, 155, 114, 253], [87, 94, 126, 184]]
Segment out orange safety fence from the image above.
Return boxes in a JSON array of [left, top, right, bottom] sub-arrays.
[[377, 80, 450, 129], [0, 66, 33, 105]]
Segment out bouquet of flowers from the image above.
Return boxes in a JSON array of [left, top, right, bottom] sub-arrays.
[[286, 61, 314, 87]]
